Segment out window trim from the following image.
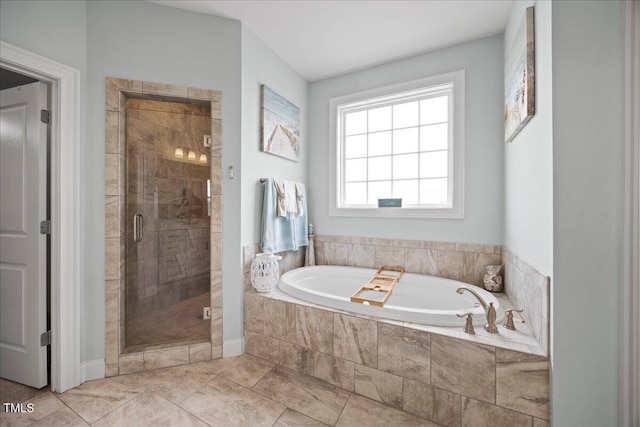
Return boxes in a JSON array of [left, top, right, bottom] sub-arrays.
[[329, 70, 465, 218]]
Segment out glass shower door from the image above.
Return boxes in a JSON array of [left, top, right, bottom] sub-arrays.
[[124, 98, 211, 350]]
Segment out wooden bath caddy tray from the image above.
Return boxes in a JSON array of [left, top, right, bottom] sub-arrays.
[[350, 266, 405, 307]]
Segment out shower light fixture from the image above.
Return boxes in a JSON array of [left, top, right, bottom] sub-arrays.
[[174, 147, 184, 158], [188, 150, 196, 160], [199, 153, 208, 163]]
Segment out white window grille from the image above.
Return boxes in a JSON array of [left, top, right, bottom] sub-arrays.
[[329, 70, 465, 218]]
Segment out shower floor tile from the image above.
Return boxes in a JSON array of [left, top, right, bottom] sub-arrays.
[[126, 293, 210, 348], [1, 355, 453, 426]]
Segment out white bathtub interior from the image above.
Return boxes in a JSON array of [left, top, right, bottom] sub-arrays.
[[279, 265, 504, 327]]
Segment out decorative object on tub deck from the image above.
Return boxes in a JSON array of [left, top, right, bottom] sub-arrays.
[[261, 85, 300, 161], [483, 264, 504, 292], [260, 178, 309, 253], [350, 266, 404, 306], [503, 307, 525, 330], [504, 6, 535, 142], [251, 253, 282, 292]]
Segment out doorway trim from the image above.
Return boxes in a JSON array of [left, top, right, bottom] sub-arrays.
[[0, 41, 81, 393], [622, 1, 640, 425], [103, 78, 223, 376]]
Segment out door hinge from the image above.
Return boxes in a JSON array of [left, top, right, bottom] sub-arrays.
[[40, 220, 51, 235], [40, 109, 50, 124], [40, 330, 51, 346]]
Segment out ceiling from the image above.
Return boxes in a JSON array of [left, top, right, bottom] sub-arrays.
[[0, 68, 39, 90], [151, 1, 513, 82]]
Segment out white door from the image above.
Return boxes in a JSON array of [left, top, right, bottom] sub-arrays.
[[0, 81, 48, 388]]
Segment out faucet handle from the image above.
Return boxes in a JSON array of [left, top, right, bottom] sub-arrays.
[[503, 308, 524, 330], [457, 312, 475, 335]]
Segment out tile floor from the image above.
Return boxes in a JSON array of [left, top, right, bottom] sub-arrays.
[[0, 354, 440, 426]]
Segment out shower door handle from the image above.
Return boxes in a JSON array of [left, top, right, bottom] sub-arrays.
[[133, 213, 144, 242]]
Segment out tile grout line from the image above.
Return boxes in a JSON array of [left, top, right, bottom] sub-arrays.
[[55, 393, 91, 426], [146, 387, 215, 427], [333, 392, 354, 426], [268, 405, 289, 427], [82, 385, 148, 426]]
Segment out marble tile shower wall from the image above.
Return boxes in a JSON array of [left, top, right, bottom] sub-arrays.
[[104, 78, 223, 377], [314, 235, 502, 287], [244, 293, 550, 426], [502, 247, 550, 354], [125, 99, 212, 319]]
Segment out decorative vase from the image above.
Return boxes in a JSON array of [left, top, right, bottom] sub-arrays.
[[483, 264, 504, 293], [250, 253, 282, 292]]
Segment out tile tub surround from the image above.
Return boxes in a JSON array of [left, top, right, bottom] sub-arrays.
[[243, 240, 545, 355], [502, 247, 550, 355], [313, 235, 502, 287], [242, 235, 501, 291], [245, 289, 550, 426], [104, 77, 223, 376], [311, 235, 550, 354]]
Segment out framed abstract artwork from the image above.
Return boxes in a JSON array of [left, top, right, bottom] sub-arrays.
[[261, 85, 300, 161], [504, 6, 535, 143]]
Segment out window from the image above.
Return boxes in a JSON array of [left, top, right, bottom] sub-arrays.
[[329, 70, 465, 218]]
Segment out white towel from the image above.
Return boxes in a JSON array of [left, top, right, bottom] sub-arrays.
[[284, 180, 298, 218], [274, 179, 303, 219], [274, 179, 287, 217], [295, 182, 304, 218], [261, 179, 309, 253]]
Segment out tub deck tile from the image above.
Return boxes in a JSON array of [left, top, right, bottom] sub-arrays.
[[403, 379, 462, 427], [282, 341, 315, 376], [431, 335, 496, 404], [496, 349, 550, 420], [354, 364, 403, 409], [296, 305, 334, 354], [378, 323, 431, 383], [313, 352, 355, 391], [461, 397, 532, 427], [264, 299, 297, 343], [333, 314, 377, 368]]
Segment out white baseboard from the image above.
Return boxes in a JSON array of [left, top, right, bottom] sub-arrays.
[[80, 359, 105, 383], [223, 338, 244, 357]]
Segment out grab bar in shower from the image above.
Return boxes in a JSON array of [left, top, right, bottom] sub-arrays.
[[133, 213, 144, 242]]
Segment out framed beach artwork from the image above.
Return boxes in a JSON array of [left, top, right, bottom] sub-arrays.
[[504, 6, 535, 143], [261, 85, 300, 161]]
